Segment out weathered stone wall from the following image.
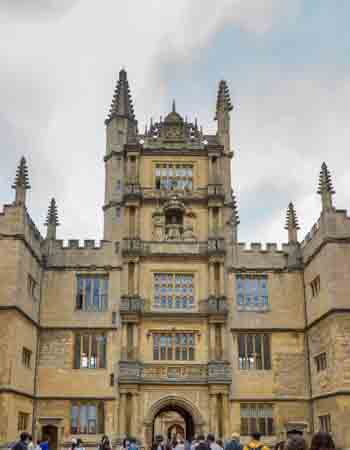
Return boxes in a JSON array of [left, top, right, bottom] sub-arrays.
[[37, 330, 117, 397]]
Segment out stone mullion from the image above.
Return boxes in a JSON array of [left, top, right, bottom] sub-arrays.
[[210, 324, 216, 361], [209, 263, 214, 297], [134, 262, 139, 296], [221, 324, 227, 361], [133, 323, 139, 360]]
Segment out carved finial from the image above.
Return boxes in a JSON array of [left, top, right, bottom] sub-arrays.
[[172, 99, 176, 113], [215, 80, 233, 120], [12, 156, 30, 205], [105, 68, 136, 125], [285, 202, 299, 243], [45, 198, 60, 240], [317, 162, 335, 211]]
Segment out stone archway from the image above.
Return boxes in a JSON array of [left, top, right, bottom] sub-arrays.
[[144, 396, 204, 447]]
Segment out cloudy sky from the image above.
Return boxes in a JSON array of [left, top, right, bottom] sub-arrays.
[[1, 1, 349, 244]]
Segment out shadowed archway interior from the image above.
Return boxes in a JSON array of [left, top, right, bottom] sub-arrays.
[[153, 404, 194, 442]]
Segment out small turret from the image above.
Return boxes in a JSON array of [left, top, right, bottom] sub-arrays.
[[317, 162, 335, 212], [285, 202, 300, 243], [45, 198, 60, 240], [12, 156, 30, 205]]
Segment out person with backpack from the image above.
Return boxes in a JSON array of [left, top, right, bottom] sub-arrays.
[[99, 436, 112, 450], [243, 432, 269, 450], [309, 432, 335, 450], [224, 433, 242, 450]]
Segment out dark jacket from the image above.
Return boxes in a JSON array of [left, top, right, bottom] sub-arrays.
[[13, 442, 28, 450], [225, 441, 242, 450]]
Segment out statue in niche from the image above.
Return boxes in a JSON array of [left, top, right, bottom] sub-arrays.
[[166, 215, 182, 240]]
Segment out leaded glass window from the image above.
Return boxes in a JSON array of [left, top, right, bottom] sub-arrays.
[[155, 164, 193, 191], [238, 334, 271, 370], [236, 274, 269, 311], [240, 403, 274, 436], [152, 332, 195, 361], [153, 273, 194, 310], [74, 333, 107, 369], [71, 401, 104, 434], [76, 274, 108, 312]]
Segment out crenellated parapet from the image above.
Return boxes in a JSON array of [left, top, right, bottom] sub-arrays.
[[231, 241, 293, 269], [44, 239, 120, 268], [300, 208, 350, 264]]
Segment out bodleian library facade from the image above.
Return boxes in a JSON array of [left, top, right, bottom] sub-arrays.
[[1, 69, 350, 450]]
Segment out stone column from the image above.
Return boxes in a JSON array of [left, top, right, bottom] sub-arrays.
[[221, 324, 227, 361], [209, 263, 214, 297], [135, 208, 140, 237], [222, 394, 229, 439], [134, 262, 139, 296], [210, 324, 216, 361], [133, 323, 139, 360], [219, 263, 224, 297], [132, 392, 140, 438], [210, 394, 217, 434], [119, 393, 127, 438], [208, 208, 213, 236], [122, 323, 128, 360]]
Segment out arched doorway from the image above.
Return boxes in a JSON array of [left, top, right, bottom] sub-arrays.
[[144, 396, 204, 447], [42, 425, 58, 450]]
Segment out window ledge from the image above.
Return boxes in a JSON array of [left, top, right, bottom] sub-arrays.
[[237, 305, 270, 313]]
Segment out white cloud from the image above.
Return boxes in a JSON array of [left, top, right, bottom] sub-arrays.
[[0, 0, 349, 247]]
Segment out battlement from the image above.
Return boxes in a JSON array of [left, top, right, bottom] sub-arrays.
[[237, 242, 291, 253], [233, 242, 291, 270], [300, 208, 350, 263], [52, 239, 110, 250], [45, 238, 120, 268]]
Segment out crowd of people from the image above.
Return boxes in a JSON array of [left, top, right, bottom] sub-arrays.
[[11, 429, 336, 450]]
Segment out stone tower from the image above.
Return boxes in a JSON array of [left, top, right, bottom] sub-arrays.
[[1, 71, 350, 450]]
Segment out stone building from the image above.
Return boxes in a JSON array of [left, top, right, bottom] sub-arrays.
[[1, 69, 350, 449]]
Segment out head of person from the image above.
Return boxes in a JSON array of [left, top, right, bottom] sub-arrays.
[[20, 432, 30, 443], [310, 432, 335, 450], [251, 432, 262, 442], [36, 441, 41, 446], [287, 430, 303, 439], [28, 436, 33, 443], [71, 439, 77, 449], [231, 433, 240, 442], [196, 435, 205, 443], [285, 436, 308, 450], [216, 440, 223, 448], [206, 434, 215, 443], [77, 439, 83, 448]]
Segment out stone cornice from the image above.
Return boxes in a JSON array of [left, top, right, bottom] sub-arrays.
[[311, 390, 350, 400], [302, 236, 350, 268], [0, 305, 39, 328], [305, 308, 350, 330], [45, 265, 122, 271], [0, 387, 35, 399]]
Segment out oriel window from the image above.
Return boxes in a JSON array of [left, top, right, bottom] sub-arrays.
[[153, 332, 195, 361]]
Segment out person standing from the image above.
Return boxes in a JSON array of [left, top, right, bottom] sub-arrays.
[[224, 433, 242, 450], [99, 436, 112, 450], [207, 435, 221, 450], [243, 432, 269, 450], [13, 432, 30, 450]]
